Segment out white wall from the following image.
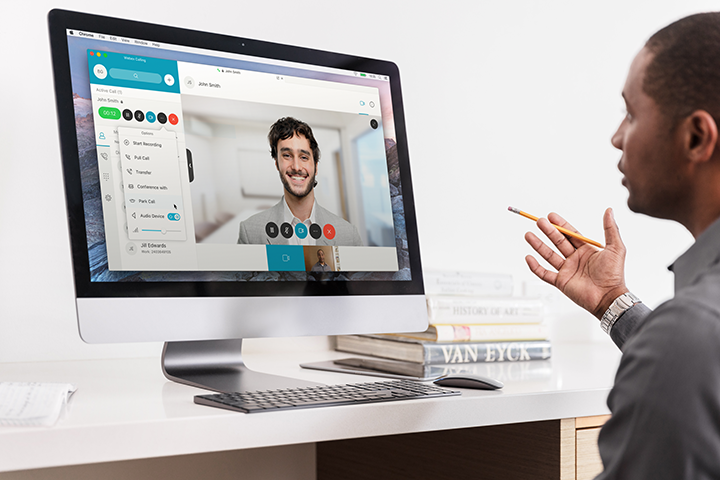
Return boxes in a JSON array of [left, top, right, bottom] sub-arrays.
[[0, 1, 715, 363]]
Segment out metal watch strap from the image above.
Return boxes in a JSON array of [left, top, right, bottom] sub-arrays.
[[600, 292, 641, 334]]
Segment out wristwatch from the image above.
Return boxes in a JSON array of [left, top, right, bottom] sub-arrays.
[[600, 292, 641, 334]]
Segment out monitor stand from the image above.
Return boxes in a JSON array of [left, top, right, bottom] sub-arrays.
[[162, 339, 321, 393]]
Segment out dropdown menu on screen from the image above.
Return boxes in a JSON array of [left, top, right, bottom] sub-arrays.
[[118, 127, 187, 242]]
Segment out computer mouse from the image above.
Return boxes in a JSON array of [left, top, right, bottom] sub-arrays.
[[433, 374, 504, 390]]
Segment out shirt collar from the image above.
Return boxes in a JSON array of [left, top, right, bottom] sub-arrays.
[[669, 216, 720, 292], [282, 196, 316, 225]]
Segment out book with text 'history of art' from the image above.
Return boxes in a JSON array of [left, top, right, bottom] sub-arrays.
[[425, 296, 545, 324], [423, 271, 514, 297], [384, 322, 550, 343], [335, 334, 552, 365]]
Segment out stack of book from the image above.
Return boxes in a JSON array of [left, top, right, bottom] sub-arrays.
[[335, 271, 551, 378]]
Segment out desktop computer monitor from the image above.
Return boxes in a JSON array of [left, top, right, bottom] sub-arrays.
[[48, 9, 427, 392]]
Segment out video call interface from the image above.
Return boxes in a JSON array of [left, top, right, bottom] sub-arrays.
[[66, 29, 411, 282]]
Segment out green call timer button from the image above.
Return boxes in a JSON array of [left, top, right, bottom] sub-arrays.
[[98, 107, 121, 120]]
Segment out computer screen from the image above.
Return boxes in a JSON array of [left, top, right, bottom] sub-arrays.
[[49, 9, 427, 391]]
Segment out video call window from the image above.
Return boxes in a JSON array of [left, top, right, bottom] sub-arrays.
[[68, 30, 410, 282]]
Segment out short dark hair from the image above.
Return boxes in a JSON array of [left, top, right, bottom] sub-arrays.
[[268, 117, 321, 163], [644, 12, 720, 126]]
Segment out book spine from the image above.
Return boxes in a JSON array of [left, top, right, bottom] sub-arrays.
[[423, 341, 551, 364], [425, 361, 553, 382], [426, 297, 544, 324], [432, 323, 549, 342], [423, 272, 513, 297]]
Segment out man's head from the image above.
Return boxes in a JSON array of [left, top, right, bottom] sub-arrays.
[[643, 13, 720, 127], [268, 117, 321, 199], [316, 248, 325, 264], [612, 13, 720, 230]]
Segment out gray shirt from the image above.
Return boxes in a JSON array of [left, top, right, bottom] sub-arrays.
[[310, 262, 331, 272], [597, 216, 720, 479]]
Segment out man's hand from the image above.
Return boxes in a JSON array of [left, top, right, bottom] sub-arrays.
[[524, 208, 628, 319]]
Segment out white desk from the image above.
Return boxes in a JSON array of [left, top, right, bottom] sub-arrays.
[[0, 341, 621, 479]]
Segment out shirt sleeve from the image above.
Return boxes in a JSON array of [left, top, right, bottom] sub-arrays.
[[609, 302, 653, 350], [596, 300, 720, 479]]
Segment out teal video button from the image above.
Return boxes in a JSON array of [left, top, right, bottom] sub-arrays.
[[266, 245, 305, 271], [295, 223, 308, 239]]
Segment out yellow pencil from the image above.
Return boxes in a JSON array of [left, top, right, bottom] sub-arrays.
[[508, 206, 604, 249]]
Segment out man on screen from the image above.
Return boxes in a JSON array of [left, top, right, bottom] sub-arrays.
[[237, 117, 363, 246], [310, 248, 332, 272]]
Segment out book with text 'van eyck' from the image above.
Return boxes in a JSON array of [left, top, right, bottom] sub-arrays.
[[426, 296, 545, 324], [335, 334, 552, 365]]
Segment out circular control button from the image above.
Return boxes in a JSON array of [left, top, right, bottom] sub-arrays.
[[265, 222, 279, 238], [323, 224, 336, 240], [280, 222, 293, 239]]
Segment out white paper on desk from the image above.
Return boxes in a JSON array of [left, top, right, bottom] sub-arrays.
[[0, 382, 77, 427]]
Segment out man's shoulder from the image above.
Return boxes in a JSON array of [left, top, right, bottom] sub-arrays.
[[315, 203, 350, 225], [674, 266, 720, 316], [241, 200, 284, 226], [238, 200, 284, 244], [313, 203, 362, 246]]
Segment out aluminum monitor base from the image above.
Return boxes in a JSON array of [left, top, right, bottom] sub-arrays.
[[162, 339, 320, 393]]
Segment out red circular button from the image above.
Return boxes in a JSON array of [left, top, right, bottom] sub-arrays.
[[168, 113, 179, 125], [323, 224, 336, 240]]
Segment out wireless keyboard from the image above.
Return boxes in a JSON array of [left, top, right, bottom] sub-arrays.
[[194, 379, 460, 413]]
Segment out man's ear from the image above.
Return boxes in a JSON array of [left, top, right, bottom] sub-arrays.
[[275, 160, 279, 171], [683, 110, 718, 164]]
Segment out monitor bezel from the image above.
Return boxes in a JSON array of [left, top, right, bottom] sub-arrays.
[[48, 8, 424, 300]]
